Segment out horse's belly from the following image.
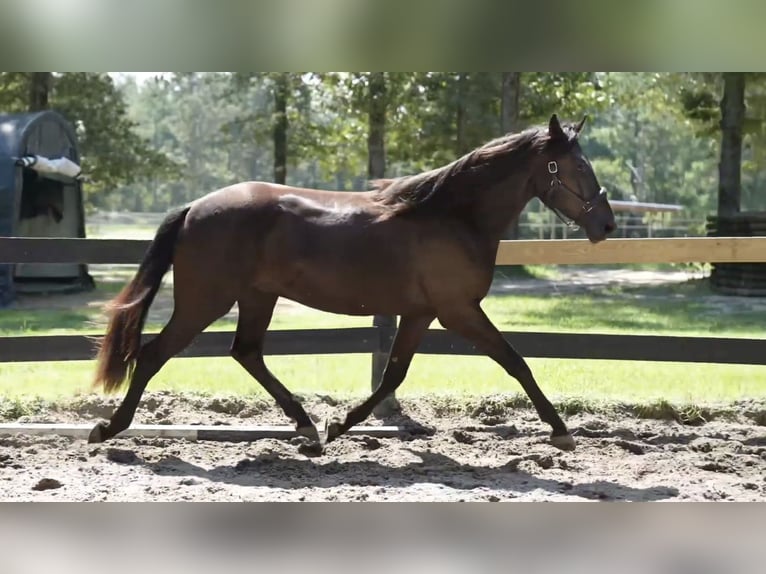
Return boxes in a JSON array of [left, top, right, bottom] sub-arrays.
[[280, 291, 389, 316], [251, 216, 437, 315], [257, 260, 426, 316]]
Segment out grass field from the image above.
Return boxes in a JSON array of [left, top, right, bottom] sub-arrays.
[[1, 354, 764, 407], [1, 266, 764, 408], [1, 272, 763, 338]]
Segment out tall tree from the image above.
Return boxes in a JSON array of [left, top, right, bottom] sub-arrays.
[[500, 72, 521, 134], [272, 73, 289, 185], [28, 72, 52, 111], [367, 72, 387, 180], [501, 72, 522, 240], [455, 72, 469, 155], [718, 73, 746, 217], [226, 72, 317, 187], [584, 73, 718, 215]]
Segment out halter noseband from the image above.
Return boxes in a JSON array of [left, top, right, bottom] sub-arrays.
[[542, 160, 608, 230]]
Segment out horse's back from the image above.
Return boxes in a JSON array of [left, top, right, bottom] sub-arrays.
[[173, 181, 494, 315]]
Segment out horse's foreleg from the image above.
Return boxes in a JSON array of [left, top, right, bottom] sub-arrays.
[[438, 303, 574, 451], [323, 313, 434, 444]]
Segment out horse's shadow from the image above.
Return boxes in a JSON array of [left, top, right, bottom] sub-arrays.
[[142, 447, 679, 502]]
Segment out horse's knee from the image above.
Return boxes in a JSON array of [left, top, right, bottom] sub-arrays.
[[229, 337, 250, 362], [230, 346, 259, 366], [230, 338, 266, 370]]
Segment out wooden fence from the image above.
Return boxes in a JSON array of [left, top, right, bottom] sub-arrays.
[[1, 237, 765, 376]]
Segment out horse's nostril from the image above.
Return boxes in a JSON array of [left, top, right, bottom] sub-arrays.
[[605, 221, 617, 234]]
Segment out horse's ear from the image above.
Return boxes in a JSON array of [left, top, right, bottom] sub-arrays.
[[574, 115, 588, 136], [548, 114, 566, 141]]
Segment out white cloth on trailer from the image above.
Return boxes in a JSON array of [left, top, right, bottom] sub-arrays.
[[14, 155, 82, 179]]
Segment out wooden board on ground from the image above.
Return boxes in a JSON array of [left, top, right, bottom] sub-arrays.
[[0, 423, 403, 441]]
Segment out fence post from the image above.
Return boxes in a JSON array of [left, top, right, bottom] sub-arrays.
[[371, 314, 399, 417]]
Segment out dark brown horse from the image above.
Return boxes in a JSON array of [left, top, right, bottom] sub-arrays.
[[89, 114, 616, 452]]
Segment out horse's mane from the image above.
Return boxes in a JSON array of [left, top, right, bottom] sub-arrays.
[[372, 123, 579, 218]]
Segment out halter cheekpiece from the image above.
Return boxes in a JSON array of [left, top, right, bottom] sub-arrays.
[[542, 160, 608, 230]]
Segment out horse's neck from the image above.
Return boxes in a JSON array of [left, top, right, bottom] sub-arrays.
[[467, 171, 534, 242]]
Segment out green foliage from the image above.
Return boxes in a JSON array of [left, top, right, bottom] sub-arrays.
[[581, 73, 720, 216], [0, 72, 27, 108], [0, 72, 174, 208], [740, 73, 766, 211], [116, 73, 244, 211], [523, 72, 607, 122], [5, 71, 761, 216], [0, 396, 49, 419], [670, 72, 766, 212]]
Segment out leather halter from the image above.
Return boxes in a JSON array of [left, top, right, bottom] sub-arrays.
[[541, 160, 608, 230]]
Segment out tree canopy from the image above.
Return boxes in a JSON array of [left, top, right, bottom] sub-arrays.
[[2, 72, 763, 220]]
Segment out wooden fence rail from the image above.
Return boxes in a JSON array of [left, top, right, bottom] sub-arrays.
[[3, 236, 766, 265], [1, 237, 764, 371], [0, 330, 763, 366]]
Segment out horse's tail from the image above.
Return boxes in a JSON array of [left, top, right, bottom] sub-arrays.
[[93, 205, 191, 393]]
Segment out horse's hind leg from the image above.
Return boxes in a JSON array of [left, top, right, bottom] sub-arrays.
[[230, 293, 318, 442], [88, 295, 234, 443]]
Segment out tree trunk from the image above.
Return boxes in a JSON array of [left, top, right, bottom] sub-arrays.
[[627, 115, 647, 203], [500, 72, 521, 134], [456, 73, 469, 156], [273, 73, 289, 185], [366, 72, 398, 415], [718, 73, 745, 217], [367, 72, 386, 180], [501, 72, 522, 240], [28, 72, 52, 112]]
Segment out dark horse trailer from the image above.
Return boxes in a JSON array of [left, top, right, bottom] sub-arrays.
[[0, 110, 92, 306]]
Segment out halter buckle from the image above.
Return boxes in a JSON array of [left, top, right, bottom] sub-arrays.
[[547, 161, 558, 175]]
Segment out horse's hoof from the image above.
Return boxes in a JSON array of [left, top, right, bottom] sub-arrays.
[[297, 441, 325, 458], [88, 421, 109, 444], [296, 423, 320, 444], [321, 417, 345, 445], [550, 433, 576, 452], [372, 396, 401, 419]]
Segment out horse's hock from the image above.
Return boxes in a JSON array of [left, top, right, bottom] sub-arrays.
[[707, 213, 766, 297]]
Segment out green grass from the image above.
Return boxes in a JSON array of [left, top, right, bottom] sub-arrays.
[[578, 262, 709, 274], [5, 276, 762, 338], [1, 354, 764, 408], [85, 223, 157, 240], [483, 279, 765, 338], [0, 308, 98, 335], [493, 264, 563, 282]]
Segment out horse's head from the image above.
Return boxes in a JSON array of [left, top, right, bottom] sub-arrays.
[[531, 114, 616, 243]]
